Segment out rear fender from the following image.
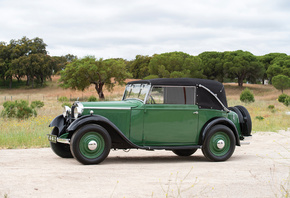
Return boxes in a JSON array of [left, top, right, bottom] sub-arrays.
[[201, 117, 241, 146]]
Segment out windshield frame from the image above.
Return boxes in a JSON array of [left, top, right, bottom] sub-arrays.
[[122, 83, 151, 104]]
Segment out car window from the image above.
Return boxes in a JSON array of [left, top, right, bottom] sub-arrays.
[[147, 86, 196, 104], [123, 84, 150, 102]]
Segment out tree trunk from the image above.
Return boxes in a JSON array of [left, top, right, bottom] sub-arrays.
[[9, 77, 12, 89], [26, 75, 30, 86], [238, 78, 244, 87], [94, 82, 105, 99]]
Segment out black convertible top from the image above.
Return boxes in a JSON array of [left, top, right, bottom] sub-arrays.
[[127, 78, 228, 110]]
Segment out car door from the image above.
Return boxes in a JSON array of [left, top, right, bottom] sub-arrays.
[[143, 86, 199, 146]]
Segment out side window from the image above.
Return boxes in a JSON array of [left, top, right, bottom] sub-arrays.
[[147, 87, 164, 104], [147, 86, 196, 104]]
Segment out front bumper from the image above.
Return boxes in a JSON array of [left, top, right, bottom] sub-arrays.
[[240, 136, 252, 145], [47, 134, 70, 144]]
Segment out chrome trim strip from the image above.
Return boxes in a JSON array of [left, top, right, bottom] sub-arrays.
[[198, 84, 230, 112], [57, 137, 70, 144], [83, 107, 131, 110]]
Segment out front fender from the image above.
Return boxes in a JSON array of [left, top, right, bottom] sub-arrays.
[[67, 115, 140, 149], [67, 115, 113, 132], [48, 114, 66, 135], [201, 117, 241, 146]]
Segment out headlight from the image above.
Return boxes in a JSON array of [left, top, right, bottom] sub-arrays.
[[63, 106, 71, 118], [74, 106, 83, 119]]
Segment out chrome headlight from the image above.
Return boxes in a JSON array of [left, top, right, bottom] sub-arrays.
[[63, 106, 71, 118], [74, 106, 83, 119]]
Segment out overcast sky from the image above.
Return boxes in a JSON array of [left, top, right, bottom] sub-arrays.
[[0, 0, 289, 60]]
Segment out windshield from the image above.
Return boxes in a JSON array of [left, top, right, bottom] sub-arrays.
[[122, 84, 151, 102]]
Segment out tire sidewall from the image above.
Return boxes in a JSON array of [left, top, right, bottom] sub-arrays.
[[236, 105, 252, 136], [50, 127, 73, 158], [202, 125, 236, 161], [70, 124, 111, 165]]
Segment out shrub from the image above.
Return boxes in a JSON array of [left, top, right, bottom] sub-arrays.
[[58, 96, 69, 102], [278, 94, 288, 103], [255, 116, 264, 121], [284, 96, 290, 106], [88, 95, 98, 102], [31, 100, 44, 109], [1, 100, 44, 119], [240, 88, 255, 103], [278, 94, 290, 107], [268, 105, 275, 110], [61, 102, 72, 108]]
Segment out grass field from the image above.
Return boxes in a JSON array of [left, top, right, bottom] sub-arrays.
[[0, 76, 289, 149]]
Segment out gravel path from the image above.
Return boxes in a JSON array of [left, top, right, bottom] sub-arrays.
[[0, 132, 289, 198]]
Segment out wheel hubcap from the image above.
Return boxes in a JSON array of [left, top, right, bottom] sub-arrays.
[[88, 140, 98, 151], [209, 132, 230, 156], [217, 140, 225, 149]]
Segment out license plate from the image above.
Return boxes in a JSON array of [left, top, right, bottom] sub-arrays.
[[47, 134, 57, 143]]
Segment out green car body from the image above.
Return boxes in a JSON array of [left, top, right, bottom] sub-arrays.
[[48, 78, 252, 165]]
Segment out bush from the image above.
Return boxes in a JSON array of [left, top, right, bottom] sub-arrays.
[[255, 116, 264, 121], [278, 94, 290, 106], [284, 96, 290, 106], [240, 88, 255, 103], [61, 102, 72, 107], [58, 96, 69, 102], [1, 100, 44, 119], [267, 105, 275, 110], [88, 95, 98, 102], [278, 94, 288, 103]]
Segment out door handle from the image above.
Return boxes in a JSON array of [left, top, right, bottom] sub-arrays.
[[193, 111, 198, 115]]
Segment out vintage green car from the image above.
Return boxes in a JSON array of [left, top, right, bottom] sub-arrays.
[[48, 78, 252, 165]]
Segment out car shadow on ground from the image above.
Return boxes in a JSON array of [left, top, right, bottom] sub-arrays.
[[103, 155, 210, 165]]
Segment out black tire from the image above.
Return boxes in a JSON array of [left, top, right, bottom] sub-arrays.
[[202, 125, 236, 161], [70, 124, 111, 165], [172, 149, 197, 156], [229, 106, 244, 132], [50, 127, 73, 158], [235, 105, 252, 136]]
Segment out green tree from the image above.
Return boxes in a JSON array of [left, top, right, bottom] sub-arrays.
[[198, 51, 224, 82], [224, 50, 264, 86], [272, 75, 290, 93], [59, 56, 131, 99], [258, 53, 287, 84], [148, 51, 204, 79], [128, 55, 151, 79]]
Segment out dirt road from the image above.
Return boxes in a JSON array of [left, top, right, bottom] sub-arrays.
[[0, 132, 289, 198]]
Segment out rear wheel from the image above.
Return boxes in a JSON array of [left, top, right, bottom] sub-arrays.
[[172, 149, 197, 156], [70, 124, 111, 165], [50, 127, 73, 158], [202, 125, 236, 161]]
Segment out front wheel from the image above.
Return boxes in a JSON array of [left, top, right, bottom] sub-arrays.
[[202, 125, 236, 161], [50, 127, 73, 158], [70, 124, 111, 165]]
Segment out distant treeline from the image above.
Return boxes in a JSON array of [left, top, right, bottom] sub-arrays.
[[1, 36, 289, 88]]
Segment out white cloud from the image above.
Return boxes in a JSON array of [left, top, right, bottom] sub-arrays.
[[0, 0, 289, 59]]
